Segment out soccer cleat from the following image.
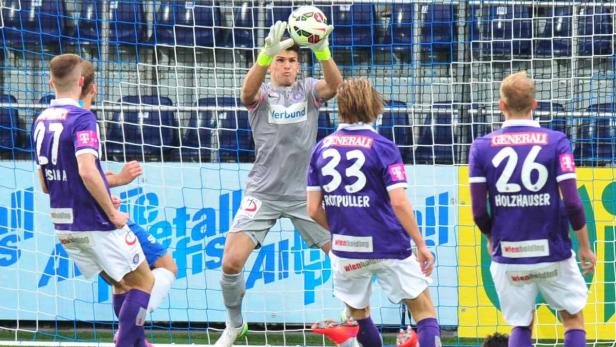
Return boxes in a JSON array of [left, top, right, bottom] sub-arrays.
[[396, 326, 418, 347], [311, 320, 359, 345], [214, 321, 248, 347]]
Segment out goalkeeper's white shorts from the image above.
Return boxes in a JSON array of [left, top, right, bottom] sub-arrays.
[[490, 254, 588, 327], [330, 252, 432, 310], [55, 225, 146, 282]]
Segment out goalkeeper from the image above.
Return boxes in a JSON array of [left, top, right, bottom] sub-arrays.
[[215, 20, 342, 347]]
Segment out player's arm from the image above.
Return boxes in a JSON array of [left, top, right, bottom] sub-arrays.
[[307, 190, 329, 230], [241, 21, 294, 106], [311, 25, 342, 101], [468, 141, 492, 236], [388, 188, 434, 276], [77, 154, 127, 228], [105, 160, 143, 188], [37, 168, 48, 194]]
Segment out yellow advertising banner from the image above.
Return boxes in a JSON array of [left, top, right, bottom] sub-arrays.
[[458, 167, 616, 341]]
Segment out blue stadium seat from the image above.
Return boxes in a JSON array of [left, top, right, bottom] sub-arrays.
[[317, 111, 333, 143], [536, 6, 572, 56], [534, 102, 568, 135], [153, 0, 221, 47], [106, 96, 178, 161], [376, 3, 412, 51], [469, 5, 532, 58], [419, 4, 454, 60], [415, 103, 456, 164], [377, 100, 413, 163], [578, 6, 613, 56], [321, 4, 375, 49], [195, 97, 254, 163], [0, 94, 19, 153], [39, 94, 56, 105], [575, 103, 615, 165], [1, 0, 66, 47], [175, 99, 218, 162], [264, 2, 293, 28], [225, 2, 256, 48], [77, 0, 147, 46]]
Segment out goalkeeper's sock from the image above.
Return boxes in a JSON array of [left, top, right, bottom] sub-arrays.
[[116, 289, 149, 347], [221, 271, 245, 328], [356, 317, 382, 347], [147, 268, 175, 313], [564, 329, 586, 347], [112, 292, 127, 318], [509, 326, 532, 347], [416, 317, 441, 347]]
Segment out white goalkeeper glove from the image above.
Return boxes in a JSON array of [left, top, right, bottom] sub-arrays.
[[308, 25, 334, 61], [257, 20, 295, 67]]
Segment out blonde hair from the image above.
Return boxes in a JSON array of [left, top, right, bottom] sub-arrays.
[[500, 71, 535, 116], [49, 54, 82, 92], [337, 78, 384, 124], [80, 60, 95, 99]]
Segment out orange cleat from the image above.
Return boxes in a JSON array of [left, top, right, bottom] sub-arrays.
[[311, 320, 359, 345]]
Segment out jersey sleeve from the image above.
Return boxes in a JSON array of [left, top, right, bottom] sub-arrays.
[[378, 141, 408, 191], [468, 140, 487, 184], [245, 83, 268, 111], [306, 144, 322, 191], [554, 134, 576, 182], [72, 112, 100, 157], [304, 77, 324, 109]]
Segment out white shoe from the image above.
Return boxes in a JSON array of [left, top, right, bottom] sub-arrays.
[[214, 322, 248, 347]]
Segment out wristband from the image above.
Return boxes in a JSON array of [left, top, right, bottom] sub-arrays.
[[257, 52, 273, 67], [314, 47, 331, 61]]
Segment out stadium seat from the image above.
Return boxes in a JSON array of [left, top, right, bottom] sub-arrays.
[[1, 0, 66, 47], [195, 97, 254, 163], [321, 4, 375, 49], [534, 102, 568, 135], [0, 94, 19, 153], [469, 5, 532, 58], [77, 0, 147, 45], [535, 6, 572, 57], [575, 103, 615, 165], [153, 0, 222, 47], [419, 4, 455, 61], [578, 5, 613, 56], [317, 111, 333, 143], [176, 99, 218, 162], [225, 2, 256, 48], [106, 96, 178, 161], [376, 3, 412, 52], [264, 2, 293, 28], [415, 103, 457, 164], [376, 100, 413, 163]]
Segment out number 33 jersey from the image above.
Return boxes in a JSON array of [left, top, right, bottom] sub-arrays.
[[469, 119, 577, 264], [307, 124, 411, 260], [32, 98, 114, 232]]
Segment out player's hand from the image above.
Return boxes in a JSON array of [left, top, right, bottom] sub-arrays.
[[109, 210, 128, 229], [111, 195, 122, 210], [117, 161, 143, 185], [416, 245, 434, 276], [262, 21, 295, 58], [578, 246, 596, 276], [308, 24, 333, 53]]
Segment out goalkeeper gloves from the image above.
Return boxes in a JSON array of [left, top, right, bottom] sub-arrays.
[[257, 20, 295, 67], [309, 25, 334, 61]]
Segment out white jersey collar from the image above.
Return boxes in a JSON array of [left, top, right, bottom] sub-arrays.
[[502, 119, 540, 128], [337, 123, 377, 132], [50, 98, 80, 107]]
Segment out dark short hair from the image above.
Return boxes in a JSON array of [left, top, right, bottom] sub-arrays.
[[286, 43, 300, 54], [483, 333, 509, 347], [80, 60, 95, 99], [49, 54, 82, 92]]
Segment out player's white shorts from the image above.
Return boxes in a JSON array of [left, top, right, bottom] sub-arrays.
[[230, 196, 330, 249], [490, 254, 588, 327], [330, 252, 432, 310], [55, 225, 146, 282]]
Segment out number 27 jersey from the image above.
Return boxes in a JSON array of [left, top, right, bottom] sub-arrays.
[[469, 119, 577, 264]]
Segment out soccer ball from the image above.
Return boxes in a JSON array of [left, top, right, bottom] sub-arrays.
[[287, 6, 329, 46]]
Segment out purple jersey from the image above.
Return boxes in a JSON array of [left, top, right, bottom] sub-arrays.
[[469, 119, 577, 264], [33, 98, 114, 232], [307, 124, 411, 259]]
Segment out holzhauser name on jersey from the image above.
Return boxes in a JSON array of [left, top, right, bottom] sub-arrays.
[[269, 102, 307, 124]]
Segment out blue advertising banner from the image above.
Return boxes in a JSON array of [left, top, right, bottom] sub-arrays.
[[0, 162, 458, 325]]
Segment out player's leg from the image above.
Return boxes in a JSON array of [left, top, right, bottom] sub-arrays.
[[538, 256, 588, 347], [285, 201, 331, 253], [489, 262, 537, 347]]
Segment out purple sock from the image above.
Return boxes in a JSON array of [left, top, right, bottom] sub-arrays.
[[509, 327, 532, 347], [112, 293, 127, 318], [416, 318, 441, 347], [356, 317, 382, 347], [564, 329, 586, 347], [115, 289, 150, 347]]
